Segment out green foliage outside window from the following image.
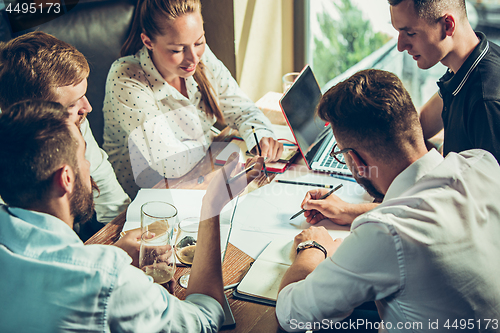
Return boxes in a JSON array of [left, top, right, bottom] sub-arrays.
[[313, 0, 391, 87]]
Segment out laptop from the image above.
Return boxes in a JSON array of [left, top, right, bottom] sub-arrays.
[[279, 65, 352, 177]]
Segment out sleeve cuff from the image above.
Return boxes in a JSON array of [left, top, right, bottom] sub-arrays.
[[185, 293, 225, 331]]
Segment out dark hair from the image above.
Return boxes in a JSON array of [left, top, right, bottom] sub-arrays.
[[0, 100, 78, 209], [387, 0, 467, 23], [121, 0, 224, 123], [317, 69, 422, 162], [0, 31, 89, 110]]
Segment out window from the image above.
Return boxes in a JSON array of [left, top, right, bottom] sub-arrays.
[[307, 0, 446, 108]]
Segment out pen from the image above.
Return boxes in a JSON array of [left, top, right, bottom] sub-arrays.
[[226, 162, 257, 184], [119, 227, 139, 238], [251, 126, 269, 178], [289, 183, 343, 220], [223, 282, 240, 290], [277, 180, 340, 188], [330, 173, 356, 183]]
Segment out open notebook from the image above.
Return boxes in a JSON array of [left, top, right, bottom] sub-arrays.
[[229, 178, 369, 305], [233, 221, 350, 306]]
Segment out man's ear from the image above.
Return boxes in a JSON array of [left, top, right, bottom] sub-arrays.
[[443, 14, 456, 37], [141, 33, 153, 51], [348, 151, 368, 178], [53, 165, 75, 197]]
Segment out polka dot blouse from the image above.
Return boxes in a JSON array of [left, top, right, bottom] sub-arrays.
[[102, 45, 276, 198]]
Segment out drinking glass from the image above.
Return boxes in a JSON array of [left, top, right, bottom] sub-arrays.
[[141, 201, 178, 237], [282, 72, 300, 92], [139, 230, 176, 284], [174, 217, 199, 288]]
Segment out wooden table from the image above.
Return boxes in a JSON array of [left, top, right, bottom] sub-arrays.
[[85, 212, 282, 332], [85, 127, 284, 332]]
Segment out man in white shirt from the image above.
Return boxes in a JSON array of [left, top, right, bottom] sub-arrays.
[[303, 0, 500, 227], [276, 69, 500, 332], [0, 31, 130, 240], [0, 100, 262, 332]]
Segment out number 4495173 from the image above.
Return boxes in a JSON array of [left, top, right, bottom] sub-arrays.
[[444, 319, 498, 330], [5, 2, 61, 14]]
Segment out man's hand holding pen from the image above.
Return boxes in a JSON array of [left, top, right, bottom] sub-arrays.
[[301, 187, 355, 226], [301, 187, 381, 226]]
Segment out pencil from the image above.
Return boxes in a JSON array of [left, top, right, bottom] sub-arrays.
[[223, 282, 240, 290], [226, 162, 257, 184], [251, 126, 269, 178], [277, 180, 340, 188], [330, 174, 356, 183], [289, 183, 343, 220]]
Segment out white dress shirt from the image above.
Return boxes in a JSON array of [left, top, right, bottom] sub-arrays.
[[103, 45, 276, 198], [0, 205, 224, 332], [276, 149, 500, 332], [82, 119, 130, 223]]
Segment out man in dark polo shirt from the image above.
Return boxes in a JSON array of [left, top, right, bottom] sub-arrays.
[[390, 0, 500, 162]]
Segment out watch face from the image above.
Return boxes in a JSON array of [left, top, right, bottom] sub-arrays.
[[298, 240, 314, 249], [296, 240, 328, 258]]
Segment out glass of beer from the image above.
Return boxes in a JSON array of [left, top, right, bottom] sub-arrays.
[[141, 201, 178, 237], [139, 229, 176, 284], [174, 217, 199, 288]]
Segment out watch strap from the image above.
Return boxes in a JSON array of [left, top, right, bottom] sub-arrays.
[[296, 240, 327, 259]]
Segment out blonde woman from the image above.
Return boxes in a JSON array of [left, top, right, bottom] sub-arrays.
[[103, 0, 283, 197]]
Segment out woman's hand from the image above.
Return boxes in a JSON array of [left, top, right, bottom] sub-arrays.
[[254, 137, 284, 162]]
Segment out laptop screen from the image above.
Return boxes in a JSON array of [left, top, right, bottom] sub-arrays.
[[279, 65, 328, 155]]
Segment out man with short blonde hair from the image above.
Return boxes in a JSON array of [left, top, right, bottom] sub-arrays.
[[0, 31, 130, 239]]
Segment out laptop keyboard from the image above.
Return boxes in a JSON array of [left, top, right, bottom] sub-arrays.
[[320, 154, 349, 169]]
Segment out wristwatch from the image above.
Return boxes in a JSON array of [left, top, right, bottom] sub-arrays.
[[296, 240, 327, 259]]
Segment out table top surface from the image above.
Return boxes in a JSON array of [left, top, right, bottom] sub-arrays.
[[84, 124, 374, 332], [80, 90, 449, 332], [85, 214, 283, 333], [85, 127, 285, 333]]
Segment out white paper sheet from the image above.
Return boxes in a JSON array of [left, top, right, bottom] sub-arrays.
[[229, 174, 370, 258], [232, 178, 368, 235]]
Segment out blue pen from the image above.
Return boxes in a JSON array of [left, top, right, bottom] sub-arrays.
[[330, 174, 357, 183]]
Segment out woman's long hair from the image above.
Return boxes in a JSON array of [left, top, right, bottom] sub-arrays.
[[121, 0, 224, 123]]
